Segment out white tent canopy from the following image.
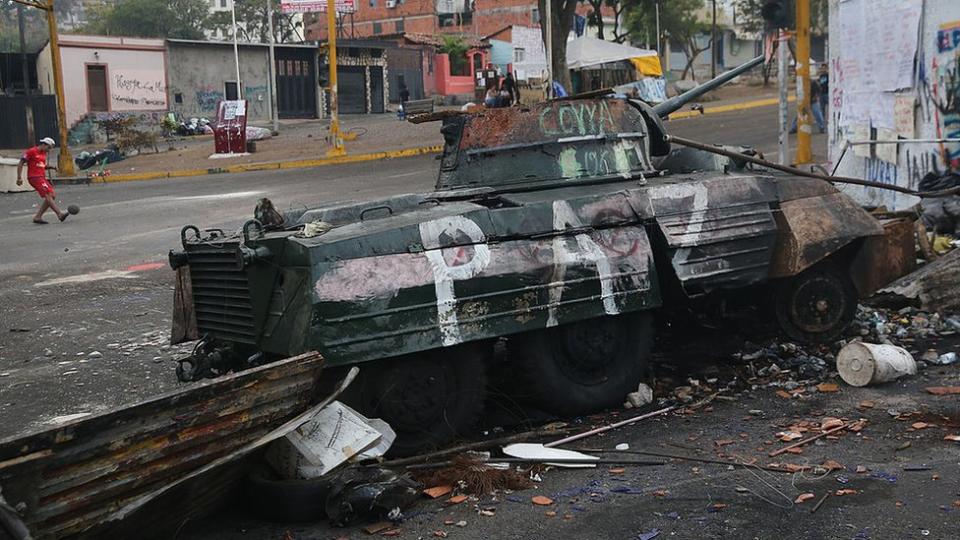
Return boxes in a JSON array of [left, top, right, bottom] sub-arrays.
[[565, 36, 657, 69]]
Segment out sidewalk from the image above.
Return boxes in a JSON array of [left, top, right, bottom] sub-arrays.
[[2, 83, 789, 185]]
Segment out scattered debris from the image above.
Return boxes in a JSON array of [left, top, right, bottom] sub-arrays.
[[835, 489, 859, 496], [637, 529, 661, 540], [624, 383, 654, 409], [811, 492, 832, 514], [944, 435, 960, 442], [415, 455, 533, 496], [423, 486, 453, 499], [447, 495, 468, 505], [531, 496, 554, 506], [769, 422, 857, 457], [926, 387, 960, 395], [795, 493, 816, 504]]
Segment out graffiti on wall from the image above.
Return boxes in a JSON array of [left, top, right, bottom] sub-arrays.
[[195, 86, 225, 113], [927, 20, 960, 170], [112, 73, 167, 108]]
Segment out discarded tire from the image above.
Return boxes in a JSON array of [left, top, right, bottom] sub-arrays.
[[510, 312, 655, 416], [245, 465, 335, 523]]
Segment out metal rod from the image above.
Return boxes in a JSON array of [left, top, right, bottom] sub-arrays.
[[667, 135, 960, 199], [546, 406, 676, 448], [580, 448, 813, 475], [811, 491, 831, 513], [403, 458, 667, 470], [778, 29, 788, 165], [845, 138, 960, 145]]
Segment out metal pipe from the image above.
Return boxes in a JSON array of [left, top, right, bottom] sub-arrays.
[[777, 30, 788, 165], [667, 135, 960, 199]]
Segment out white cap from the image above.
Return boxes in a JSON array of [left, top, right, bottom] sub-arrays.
[[40, 137, 56, 147]]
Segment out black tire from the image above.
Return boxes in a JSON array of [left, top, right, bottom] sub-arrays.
[[509, 312, 655, 416], [774, 262, 858, 343], [350, 346, 488, 457], [245, 465, 336, 523]]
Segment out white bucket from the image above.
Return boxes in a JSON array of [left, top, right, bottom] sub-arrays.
[[836, 342, 917, 387]]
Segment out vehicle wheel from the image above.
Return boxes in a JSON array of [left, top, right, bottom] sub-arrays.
[[509, 312, 655, 417], [774, 263, 858, 343], [351, 346, 488, 457]]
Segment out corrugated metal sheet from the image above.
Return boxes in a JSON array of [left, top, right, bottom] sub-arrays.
[[0, 352, 324, 539]]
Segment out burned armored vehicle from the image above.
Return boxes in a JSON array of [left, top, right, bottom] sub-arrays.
[[169, 57, 908, 454]]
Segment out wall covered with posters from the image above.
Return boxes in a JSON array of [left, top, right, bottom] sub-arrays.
[[829, 0, 960, 210]]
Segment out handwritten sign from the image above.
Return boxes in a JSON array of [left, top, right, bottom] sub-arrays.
[[894, 94, 915, 139]]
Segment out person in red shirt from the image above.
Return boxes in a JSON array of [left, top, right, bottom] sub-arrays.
[[16, 137, 68, 224]]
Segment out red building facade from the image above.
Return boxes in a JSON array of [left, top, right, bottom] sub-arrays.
[[305, 0, 546, 42]]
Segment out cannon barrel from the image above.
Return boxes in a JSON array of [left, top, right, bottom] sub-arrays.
[[652, 55, 765, 119]]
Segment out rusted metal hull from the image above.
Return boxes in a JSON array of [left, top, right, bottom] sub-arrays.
[[0, 352, 324, 539]]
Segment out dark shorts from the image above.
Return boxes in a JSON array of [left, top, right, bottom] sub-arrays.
[[28, 176, 54, 199]]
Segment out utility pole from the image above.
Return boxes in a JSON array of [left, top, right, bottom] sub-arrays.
[[544, 0, 553, 98], [41, 0, 75, 176], [795, 0, 812, 163], [325, 0, 344, 156], [778, 29, 789, 165], [267, 0, 279, 133], [17, 3, 35, 144], [231, 0, 242, 100], [711, 0, 717, 79]]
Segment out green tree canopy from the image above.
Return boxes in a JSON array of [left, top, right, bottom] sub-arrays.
[[84, 0, 210, 40]]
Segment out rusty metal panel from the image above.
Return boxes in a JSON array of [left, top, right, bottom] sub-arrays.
[[849, 218, 917, 297], [770, 192, 885, 278], [0, 352, 324, 539]]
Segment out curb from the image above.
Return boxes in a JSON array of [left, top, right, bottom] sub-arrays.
[[51, 144, 444, 186], [668, 95, 796, 120]]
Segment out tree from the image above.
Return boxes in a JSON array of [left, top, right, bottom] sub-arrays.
[[585, 0, 629, 43], [538, 0, 578, 93], [84, 0, 210, 40], [624, 0, 712, 81], [209, 0, 304, 44]]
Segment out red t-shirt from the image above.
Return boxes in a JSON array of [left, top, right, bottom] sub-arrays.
[[22, 146, 47, 179]]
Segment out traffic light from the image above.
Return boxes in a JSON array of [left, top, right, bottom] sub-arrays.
[[761, 0, 794, 29]]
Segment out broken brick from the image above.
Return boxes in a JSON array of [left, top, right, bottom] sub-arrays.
[[531, 496, 554, 506], [795, 493, 815, 504], [423, 485, 454, 499]]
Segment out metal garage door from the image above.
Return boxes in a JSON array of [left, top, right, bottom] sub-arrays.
[[386, 48, 424, 102], [338, 67, 366, 114]]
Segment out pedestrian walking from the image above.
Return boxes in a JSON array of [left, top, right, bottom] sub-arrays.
[[16, 137, 68, 225]]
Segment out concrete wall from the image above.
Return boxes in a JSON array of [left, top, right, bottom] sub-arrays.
[[828, 0, 960, 210], [37, 35, 167, 128], [165, 42, 272, 121]]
